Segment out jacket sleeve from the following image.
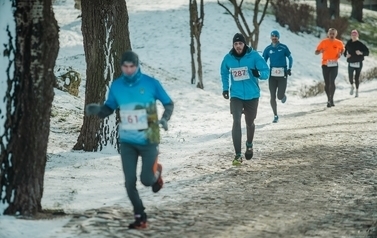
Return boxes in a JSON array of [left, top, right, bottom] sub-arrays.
[[254, 52, 270, 80], [220, 56, 230, 91], [286, 47, 293, 69], [104, 84, 118, 111], [154, 79, 174, 121], [362, 43, 370, 56], [161, 102, 174, 121], [344, 41, 349, 57], [262, 47, 269, 62], [98, 105, 114, 119]]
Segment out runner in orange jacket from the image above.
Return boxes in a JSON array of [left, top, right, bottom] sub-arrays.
[[315, 28, 345, 107]]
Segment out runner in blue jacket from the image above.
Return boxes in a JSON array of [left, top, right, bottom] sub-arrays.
[[263, 30, 293, 123], [220, 33, 270, 165], [85, 51, 174, 229]]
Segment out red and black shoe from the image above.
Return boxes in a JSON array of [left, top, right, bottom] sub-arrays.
[[128, 213, 147, 229], [152, 163, 163, 193]]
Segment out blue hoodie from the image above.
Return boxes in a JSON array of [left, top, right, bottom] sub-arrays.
[[104, 68, 172, 145], [220, 48, 270, 100]]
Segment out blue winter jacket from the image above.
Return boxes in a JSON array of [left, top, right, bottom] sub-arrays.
[[262, 42, 293, 70], [221, 48, 270, 100], [104, 69, 173, 145]]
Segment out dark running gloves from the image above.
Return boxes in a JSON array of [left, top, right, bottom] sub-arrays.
[[85, 103, 114, 118], [222, 91, 229, 99], [287, 69, 292, 76], [159, 118, 168, 131], [160, 102, 174, 131], [251, 69, 260, 78], [85, 103, 101, 116]]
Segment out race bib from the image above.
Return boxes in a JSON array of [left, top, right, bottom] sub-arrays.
[[120, 109, 148, 130], [327, 60, 338, 67], [271, 67, 285, 77], [350, 62, 360, 68], [231, 67, 250, 81]]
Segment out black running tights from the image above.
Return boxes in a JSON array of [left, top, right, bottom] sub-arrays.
[[230, 98, 259, 155], [321, 65, 338, 102]]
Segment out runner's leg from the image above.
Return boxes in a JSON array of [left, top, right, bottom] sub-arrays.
[[354, 62, 363, 89], [230, 98, 243, 155], [139, 144, 159, 186], [277, 76, 287, 100], [322, 65, 331, 102], [243, 98, 259, 144], [329, 66, 338, 102], [120, 143, 145, 215], [269, 76, 278, 116]]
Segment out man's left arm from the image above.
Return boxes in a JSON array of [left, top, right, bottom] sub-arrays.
[[254, 53, 270, 80], [286, 47, 293, 70], [339, 41, 345, 57], [155, 80, 174, 130]]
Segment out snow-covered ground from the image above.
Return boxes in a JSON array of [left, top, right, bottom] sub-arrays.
[[1, 0, 376, 237]]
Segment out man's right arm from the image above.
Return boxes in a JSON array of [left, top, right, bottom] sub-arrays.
[[220, 56, 230, 91], [85, 104, 114, 118], [315, 40, 323, 55]]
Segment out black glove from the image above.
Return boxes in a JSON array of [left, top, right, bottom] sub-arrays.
[[159, 117, 168, 131], [251, 69, 260, 78], [85, 103, 101, 116], [287, 69, 291, 76], [222, 91, 229, 99]]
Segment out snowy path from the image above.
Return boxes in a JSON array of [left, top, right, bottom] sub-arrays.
[[51, 82, 377, 237]]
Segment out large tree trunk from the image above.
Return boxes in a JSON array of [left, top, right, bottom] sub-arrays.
[[73, 0, 131, 152], [189, 0, 205, 89], [0, 0, 59, 216], [350, 0, 364, 22], [316, 0, 328, 28], [329, 0, 340, 19]]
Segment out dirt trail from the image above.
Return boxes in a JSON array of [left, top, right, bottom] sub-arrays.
[[57, 90, 377, 238]]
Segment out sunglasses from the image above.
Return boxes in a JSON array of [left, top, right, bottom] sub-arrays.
[[271, 35, 278, 37]]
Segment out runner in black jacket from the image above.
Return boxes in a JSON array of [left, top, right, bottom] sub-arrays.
[[344, 29, 370, 97]]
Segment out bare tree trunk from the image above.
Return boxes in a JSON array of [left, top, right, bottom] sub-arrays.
[[329, 0, 340, 19], [190, 4, 196, 85], [316, 0, 328, 28], [73, 0, 131, 152], [0, 0, 59, 216], [189, 0, 204, 89], [217, 0, 269, 50], [350, 0, 364, 22]]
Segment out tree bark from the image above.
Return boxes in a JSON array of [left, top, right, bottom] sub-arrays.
[[190, 2, 196, 85], [329, 0, 340, 19], [316, 0, 328, 28], [189, 0, 204, 89], [73, 0, 131, 151], [0, 0, 59, 216], [350, 0, 364, 22]]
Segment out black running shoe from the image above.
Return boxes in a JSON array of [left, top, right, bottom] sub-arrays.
[[152, 163, 163, 193], [245, 142, 253, 160], [128, 213, 147, 229], [327, 102, 331, 108]]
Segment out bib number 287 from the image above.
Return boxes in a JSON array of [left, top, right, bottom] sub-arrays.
[[231, 67, 249, 81]]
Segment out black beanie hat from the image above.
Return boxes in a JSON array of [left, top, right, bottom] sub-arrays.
[[233, 33, 246, 44], [120, 50, 139, 66]]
